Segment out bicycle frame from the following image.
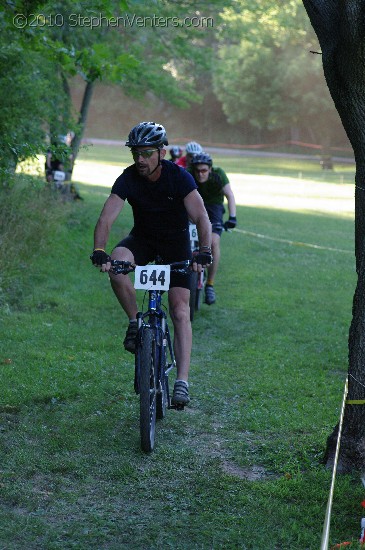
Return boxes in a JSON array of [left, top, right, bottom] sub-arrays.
[[189, 220, 224, 319]]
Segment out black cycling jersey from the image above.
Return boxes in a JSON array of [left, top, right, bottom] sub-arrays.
[[111, 160, 197, 239]]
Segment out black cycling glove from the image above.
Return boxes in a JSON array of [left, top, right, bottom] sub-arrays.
[[90, 249, 111, 266], [192, 250, 213, 266], [224, 216, 237, 230]]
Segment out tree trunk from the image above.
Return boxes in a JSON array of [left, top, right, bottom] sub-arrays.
[[71, 80, 95, 169], [302, 0, 365, 473], [61, 72, 72, 130]]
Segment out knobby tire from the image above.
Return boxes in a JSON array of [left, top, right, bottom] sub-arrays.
[[195, 269, 206, 311], [139, 327, 157, 453]]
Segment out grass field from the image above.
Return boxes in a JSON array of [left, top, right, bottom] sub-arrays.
[[1, 151, 363, 549]]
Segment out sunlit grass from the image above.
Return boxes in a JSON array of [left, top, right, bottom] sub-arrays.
[[17, 143, 355, 190], [73, 144, 356, 223], [77, 142, 355, 184]]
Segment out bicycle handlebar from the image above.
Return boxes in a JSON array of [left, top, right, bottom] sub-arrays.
[[110, 259, 192, 275]]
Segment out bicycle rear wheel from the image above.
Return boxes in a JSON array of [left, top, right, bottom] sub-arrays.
[[156, 328, 171, 419], [138, 327, 157, 453], [156, 368, 168, 419], [195, 270, 205, 311], [189, 271, 198, 322]]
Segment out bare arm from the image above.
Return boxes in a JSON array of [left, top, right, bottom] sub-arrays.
[[184, 189, 212, 249], [223, 183, 236, 217], [94, 193, 125, 250]]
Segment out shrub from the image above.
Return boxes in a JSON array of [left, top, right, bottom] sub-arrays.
[[0, 175, 68, 311]]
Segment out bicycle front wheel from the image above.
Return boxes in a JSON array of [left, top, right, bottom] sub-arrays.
[[138, 327, 157, 453]]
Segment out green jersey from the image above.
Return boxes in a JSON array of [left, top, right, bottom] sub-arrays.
[[213, 166, 229, 186]]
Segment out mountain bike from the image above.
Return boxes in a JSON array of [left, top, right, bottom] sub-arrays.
[[189, 223, 205, 321], [110, 259, 191, 453], [189, 222, 224, 321]]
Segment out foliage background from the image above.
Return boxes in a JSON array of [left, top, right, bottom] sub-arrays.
[[0, 0, 351, 183]]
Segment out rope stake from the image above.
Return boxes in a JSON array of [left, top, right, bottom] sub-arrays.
[[321, 377, 348, 550]]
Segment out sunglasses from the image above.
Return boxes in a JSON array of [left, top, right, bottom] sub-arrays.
[[131, 149, 158, 159], [194, 168, 209, 174]]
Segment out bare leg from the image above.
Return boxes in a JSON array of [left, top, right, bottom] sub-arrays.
[[168, 287, 192, 381], [109, 247, 138, 320]]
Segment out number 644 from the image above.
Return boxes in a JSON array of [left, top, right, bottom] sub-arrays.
[[139, 269, 166, 286]]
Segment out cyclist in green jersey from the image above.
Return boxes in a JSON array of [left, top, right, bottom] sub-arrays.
[[190, 152, 237, 305]]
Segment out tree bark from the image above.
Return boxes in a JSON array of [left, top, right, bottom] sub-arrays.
[[302, 0, 365, 473]]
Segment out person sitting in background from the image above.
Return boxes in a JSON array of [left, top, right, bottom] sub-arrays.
[[45, 132, 74, 183], [176, 141, 203, 169], [190, 152, 237, 306], [45, 145, 64, 184], [169, 145, 183, 163]]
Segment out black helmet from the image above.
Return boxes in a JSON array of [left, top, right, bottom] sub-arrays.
[[190, 152, 212, 167], [125, 121, 168, 148]]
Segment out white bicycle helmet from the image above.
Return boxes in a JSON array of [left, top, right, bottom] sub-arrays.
[[185, 141, 202, 154]]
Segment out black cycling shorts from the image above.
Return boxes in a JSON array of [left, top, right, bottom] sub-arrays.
[[205, 204, 225, 236], [114, 230, 192, 290]]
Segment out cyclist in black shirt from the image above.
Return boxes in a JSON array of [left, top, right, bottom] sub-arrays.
[[90, 122, 212, 406]]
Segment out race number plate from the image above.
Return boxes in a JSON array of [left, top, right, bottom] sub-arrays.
[[53, 170, 65, 182], [189, 224, 198, 241], [189, 224, 198, 249], [134, 265, 171, 291]]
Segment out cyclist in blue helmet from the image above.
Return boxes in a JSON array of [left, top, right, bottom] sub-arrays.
[[90, 122, 212, 406]]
